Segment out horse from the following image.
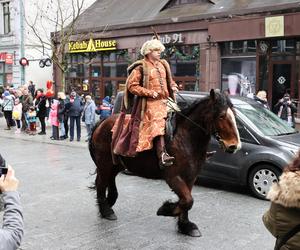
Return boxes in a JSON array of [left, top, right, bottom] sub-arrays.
[[89, 89, 241, 237]]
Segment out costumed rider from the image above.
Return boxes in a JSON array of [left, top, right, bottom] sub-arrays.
[[113, 38, 179, 169]]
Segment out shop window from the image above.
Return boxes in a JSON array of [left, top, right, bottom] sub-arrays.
[[272, 39, 295, 54], [221, 41, 256, 56], [92, 65, 101, 77], [221, 58, 256, 96]]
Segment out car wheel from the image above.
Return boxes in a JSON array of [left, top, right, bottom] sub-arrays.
[[248, 165, 281, 200]]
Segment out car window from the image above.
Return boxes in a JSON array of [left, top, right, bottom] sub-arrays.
[[235, 103, 296, 136], [236, 119, 257, 144]]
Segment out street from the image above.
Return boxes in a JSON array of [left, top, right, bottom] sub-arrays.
[[0, 127, 275, 250]]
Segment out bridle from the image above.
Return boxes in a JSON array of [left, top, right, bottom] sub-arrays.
[[167, 93, 223, 143]]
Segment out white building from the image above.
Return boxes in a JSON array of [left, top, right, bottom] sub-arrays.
[[0, 0, 96, 89]]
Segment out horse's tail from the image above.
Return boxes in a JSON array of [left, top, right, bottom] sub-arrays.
[[88, 119, 104, 164]]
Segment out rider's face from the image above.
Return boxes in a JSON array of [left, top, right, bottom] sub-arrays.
[[147, 49, 161, 61]]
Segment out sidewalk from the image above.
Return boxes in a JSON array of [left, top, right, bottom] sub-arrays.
[[0, 117, 89, 148]]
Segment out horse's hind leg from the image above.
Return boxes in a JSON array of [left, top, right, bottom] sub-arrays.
[[95, 165, 119, 221], [157, 176, 201, 237]]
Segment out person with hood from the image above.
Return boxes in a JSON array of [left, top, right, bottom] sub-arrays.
[[82, 95, 96, 142], [112, 38, 178, 168], [98, 96, 113, 121], [1, 90, 14, 130], [34, 89, 47, 135], [263, 151, 300, 250]]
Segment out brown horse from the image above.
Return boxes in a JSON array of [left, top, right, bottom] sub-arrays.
[[89, 89, 241, 237]]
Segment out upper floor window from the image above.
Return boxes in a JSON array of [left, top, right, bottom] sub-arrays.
[[3, 2, 11, 34]]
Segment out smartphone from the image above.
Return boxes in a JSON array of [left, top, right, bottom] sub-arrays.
[[0, 167, 8, 177]]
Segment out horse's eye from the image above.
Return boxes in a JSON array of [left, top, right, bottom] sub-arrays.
[[219, 113, 226, 119]]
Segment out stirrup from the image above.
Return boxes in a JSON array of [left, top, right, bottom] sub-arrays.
[[159, 152, 175, 168]]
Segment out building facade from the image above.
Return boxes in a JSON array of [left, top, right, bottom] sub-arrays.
[[53, 0, 300, 110]]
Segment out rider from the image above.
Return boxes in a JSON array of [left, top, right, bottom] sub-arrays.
[[113, 38, 178, 168]]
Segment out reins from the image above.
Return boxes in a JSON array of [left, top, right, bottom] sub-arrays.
[[166, 95, 212, 136]]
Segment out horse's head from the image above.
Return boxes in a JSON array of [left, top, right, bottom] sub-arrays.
[[209, 89, 241, 154]]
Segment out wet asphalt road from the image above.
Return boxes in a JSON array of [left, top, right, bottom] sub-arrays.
[[0, 132, 275, 250]]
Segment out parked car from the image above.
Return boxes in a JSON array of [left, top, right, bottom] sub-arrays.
[[113, 91, 299, 199]]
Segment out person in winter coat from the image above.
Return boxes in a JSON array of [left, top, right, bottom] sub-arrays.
[[49, 100, 59, 140], [12, 98, 22, 134], [34, 89, 47, 135], [263, 151, 300, 250], [1, 90, 14, 130], [64, 91, 83, 141], [0, 154, 24, 250], [57, 92, 66, 140], [275, 93, 297, 128], [82, 95, 96, 142], [98, 96, 113, 121], [21, 88, 33, 132]]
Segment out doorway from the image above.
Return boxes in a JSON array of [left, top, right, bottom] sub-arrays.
[[270, 62, 294, 111]]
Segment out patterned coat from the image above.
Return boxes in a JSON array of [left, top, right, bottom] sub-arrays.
[[112, 58, 177, 155]]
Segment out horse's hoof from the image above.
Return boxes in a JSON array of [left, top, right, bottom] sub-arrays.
[[178, 221, 202, 237], [102, 212, 117, 221], [156, 201, 177, 217]]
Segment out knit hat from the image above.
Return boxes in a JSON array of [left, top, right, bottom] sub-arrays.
[[140, 39, 165, 56], [3, 90, 10, 97]]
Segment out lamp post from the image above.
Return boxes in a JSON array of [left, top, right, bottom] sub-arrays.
[[19, 0, 25, 85]]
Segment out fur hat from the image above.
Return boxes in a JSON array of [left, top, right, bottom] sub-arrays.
[[140, 39, 165, 56]]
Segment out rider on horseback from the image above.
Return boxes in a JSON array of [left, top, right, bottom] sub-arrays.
[[112, 38, 178, 168]]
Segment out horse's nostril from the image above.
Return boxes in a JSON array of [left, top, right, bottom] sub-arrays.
[[228, 145, 237, 151]]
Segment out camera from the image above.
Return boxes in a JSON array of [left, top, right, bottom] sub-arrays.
[[0, 154, 8, 177], [0, 167, 8, 177]]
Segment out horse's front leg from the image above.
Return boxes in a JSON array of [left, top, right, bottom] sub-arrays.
[[157, 176, 201, 237]]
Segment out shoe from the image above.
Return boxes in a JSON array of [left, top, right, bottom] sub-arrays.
[[4, 127, 11, 130], [38, 131, 46, 135], [70, 138, 73, 142], [50, 136, 54, 139], [77, 138, 80, 142], [159, 152, 175, 169], [15, 129, 21, 134], [59, 136, 65, 140], [85, 138, 89, 142]]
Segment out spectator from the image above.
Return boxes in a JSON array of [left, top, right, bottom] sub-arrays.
[[262, 151, 300, 250], [65, 91, 83, 142], [49, 100, 59, 140], [1, 91, 14, 130], [28, 80, 35, 98], [275, 93, 297, 127], [82, 95, 96, 142], [255, 90, 270, 109], [21, 88, 33, 132], [98, 96, 113, 121], [57, 92, 66, 140], [27, 106, 37, 135], [12, 98, 22, 134], [0, 155, 24, 250], [34, 89, 47, 135]]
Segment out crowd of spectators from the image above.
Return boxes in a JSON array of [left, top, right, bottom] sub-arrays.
[[0, 81, 114, 142]]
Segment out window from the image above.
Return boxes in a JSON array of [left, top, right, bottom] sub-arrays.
[[163, 0, 211, 9], [3, 2, 10, 34]]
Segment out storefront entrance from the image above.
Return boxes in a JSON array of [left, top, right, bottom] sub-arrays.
[[270, 62, 295, 111]]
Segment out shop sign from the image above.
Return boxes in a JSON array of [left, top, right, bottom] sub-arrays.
[[160, 33, 184, 44], [5, 54, 13, 64], [0, 53, 6, 61], [265, 16, 284, 37], [68, 38, 117, 53]]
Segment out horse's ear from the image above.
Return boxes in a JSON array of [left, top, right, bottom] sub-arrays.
[[210, 89, 216, 101]]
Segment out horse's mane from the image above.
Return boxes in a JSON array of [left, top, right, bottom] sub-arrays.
[[178, 92, 233, 118]]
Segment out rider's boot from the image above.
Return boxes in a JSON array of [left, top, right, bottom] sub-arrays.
[[156, 136, 175, 169]]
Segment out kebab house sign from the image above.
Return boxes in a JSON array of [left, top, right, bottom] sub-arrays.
[[68, 38, 117, 53]]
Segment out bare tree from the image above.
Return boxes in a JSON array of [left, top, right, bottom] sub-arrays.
[[24, 0, 87, 91]]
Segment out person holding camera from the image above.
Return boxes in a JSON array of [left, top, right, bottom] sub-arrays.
[[0, 154, 24, 250], [275, 93, 297, 127]]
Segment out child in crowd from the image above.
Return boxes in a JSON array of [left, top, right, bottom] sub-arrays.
[[12, 98, 22, 134], [27, 106, 37, 135], [49, 100, 59, 140]]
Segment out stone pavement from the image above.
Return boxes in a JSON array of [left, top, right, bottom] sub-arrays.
[[0, 116, 89, 148]]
